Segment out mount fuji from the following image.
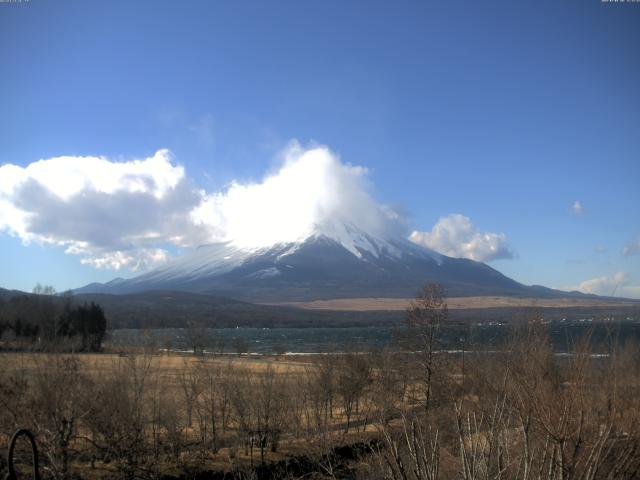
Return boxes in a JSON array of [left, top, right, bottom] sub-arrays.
[[75, 220, 571, 302]]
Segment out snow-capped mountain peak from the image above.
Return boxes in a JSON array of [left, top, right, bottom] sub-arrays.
[[74, 218, 530, 301], [305, 220, 398, 258]]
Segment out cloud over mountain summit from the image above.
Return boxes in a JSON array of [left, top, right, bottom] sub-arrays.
[[0, 142, 509, 270], [0, 144, 403, 269]]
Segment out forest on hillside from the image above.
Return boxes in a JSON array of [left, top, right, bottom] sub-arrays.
[[0, 286, 107, 352]]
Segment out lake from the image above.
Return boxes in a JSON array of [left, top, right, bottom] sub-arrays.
[[107, 319, 640, 354]]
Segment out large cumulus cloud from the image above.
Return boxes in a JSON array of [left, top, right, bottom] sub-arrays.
[[409, 214, 513, 262], [0, 150, 209, 270]]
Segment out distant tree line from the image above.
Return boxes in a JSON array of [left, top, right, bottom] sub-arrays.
[[0, 284, 107, 351]]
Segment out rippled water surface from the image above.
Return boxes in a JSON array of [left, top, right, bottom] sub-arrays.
[[108, 320, 640, 354]]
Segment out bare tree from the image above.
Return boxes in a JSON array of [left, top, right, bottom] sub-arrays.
[[29, 355, 89, 480], [80, 355, 153, 480], [193, 357, 228, 454], [371, 349, 405, 425], [336, 352, 371, 433], [178, 360, 201, 428], [404, 283, 447, 413], [184, 320, 208, 355]]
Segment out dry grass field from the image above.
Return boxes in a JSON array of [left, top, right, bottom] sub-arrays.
[[269, 295, 640, 311], [0, 351, 313, 375], [0, 349, 388, 479]]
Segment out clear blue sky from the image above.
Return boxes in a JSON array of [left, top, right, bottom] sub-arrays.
[[0, 0, 639, 296]]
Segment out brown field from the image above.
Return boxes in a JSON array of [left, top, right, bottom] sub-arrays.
[[2, 317, 640, 479], [0, 349, 387, 479], [0, 351, 313, 377], [268, 295, 640, 311]]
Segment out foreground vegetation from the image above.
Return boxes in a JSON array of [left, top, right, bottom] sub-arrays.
[[0, 285, 639, 479]]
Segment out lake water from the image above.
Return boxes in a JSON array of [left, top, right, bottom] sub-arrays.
[[107, 320, 640, 354]]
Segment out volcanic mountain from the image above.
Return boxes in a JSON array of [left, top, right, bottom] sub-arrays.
[[75, 220, 580, 302]]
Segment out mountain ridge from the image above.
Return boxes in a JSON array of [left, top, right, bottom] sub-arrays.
[[74, 221, 596, 302]]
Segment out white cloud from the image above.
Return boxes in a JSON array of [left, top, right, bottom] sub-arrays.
[[191, 141, 403, 249], [623, 239, 640, 257], [572, 200, 584, 216], [0, 149, 183, 201], [79, 249, 170, 271], [0, 150, 208, 269], [0, 142, 404, 269], [566, 271, 640, 298], [409, 214, 513, 262]]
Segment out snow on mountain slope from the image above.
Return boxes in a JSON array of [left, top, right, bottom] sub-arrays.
[[74, 219, 536, 301], [142, 220, 435, 279], [138, 220, 440, 281]]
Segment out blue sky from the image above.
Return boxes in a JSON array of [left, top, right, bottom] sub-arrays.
[[0, 0, 639, 297]]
